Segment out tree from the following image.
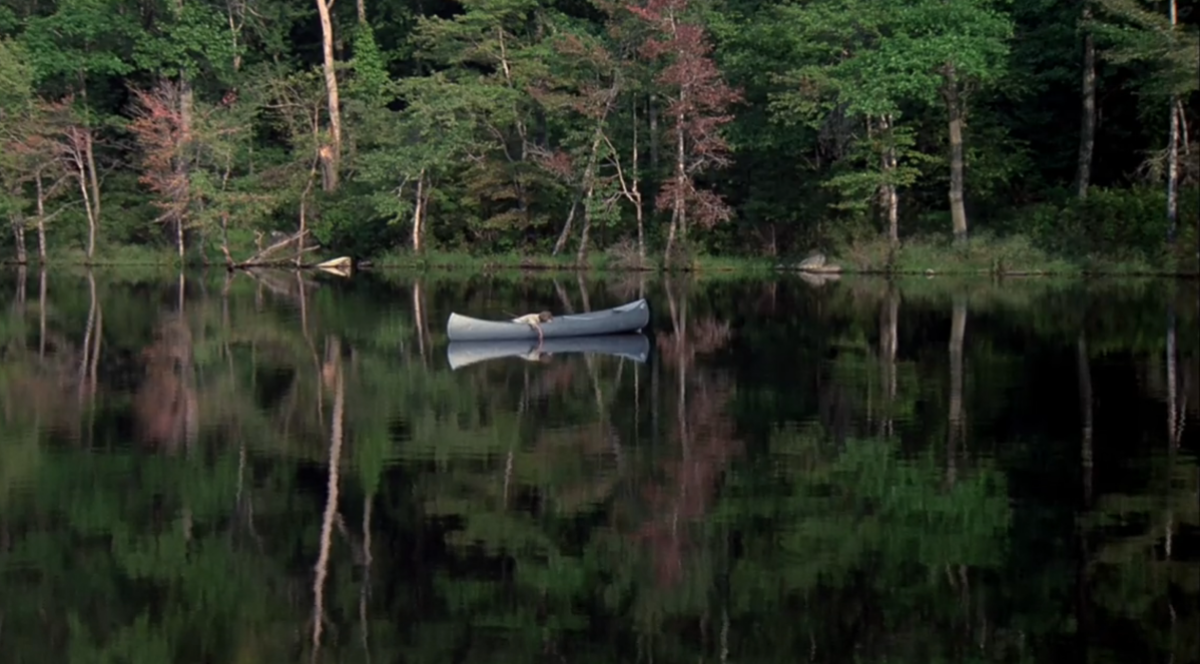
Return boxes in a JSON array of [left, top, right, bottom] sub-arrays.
[[128, 79, 271, 263], [360, 73, 481, 253], [893, 0, 1012, 242], [1093, 0, 1200, 247], [768, 0, 936, 246], [1, 36, 37, 262], [405, 0, 564, 241], [314, 0, 343, 190], [128, 82, 191, 257], [528, 29, 627, 262], [627, 0, 741, 260], [1078, 0, 1098, 200], [19, 0, 145, 245]]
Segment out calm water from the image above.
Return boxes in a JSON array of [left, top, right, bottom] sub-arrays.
[[0, 267, 1196, 664]]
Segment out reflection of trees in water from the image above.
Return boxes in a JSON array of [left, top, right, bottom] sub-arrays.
[[1, 269, 101, 440], [634, 371, 739, 589], [133, 315, 197, 452], [1, 272, 1197, 663], [634, 282, 739, 590]]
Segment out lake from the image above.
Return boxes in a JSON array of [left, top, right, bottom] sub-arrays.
[[0, 267, 1196, 663]]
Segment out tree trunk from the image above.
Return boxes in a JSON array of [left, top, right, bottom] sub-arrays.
[[1166, 102, 1179, 243], [880, 113, 899, 245], [35, 171, 48, 264], [577, 179, 597, 265], [563, 125, 607, 260], [1077, 4, 1096, 200], [297, 159, 318, 266], [11, 218, 27, 265], [315, 0, 342, 190], [75, 160, 98, 262], [553, 196, 581, 256], [178, 79, 193, 262], [412, 169, 426, 253], [1166, 0, 1178, 244], [79, 80, 102, 230], [665, 102, 687, 261], [82, 130, 99, 259], [37, 214, 46, 263], [356, 0, 366, 24], [648, 94, 659, 171], [943, 64, 969, 242]]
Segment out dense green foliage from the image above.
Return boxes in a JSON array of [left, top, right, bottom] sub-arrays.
[[0, 0, 1197, 267], [0, 268, 1196, 661]]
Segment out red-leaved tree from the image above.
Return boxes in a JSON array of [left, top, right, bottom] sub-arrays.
[[128, 81, 191, 257], [627, 0, 741, 260]]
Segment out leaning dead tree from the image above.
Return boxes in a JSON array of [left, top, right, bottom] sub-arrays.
[[233, 229, 322, 268]]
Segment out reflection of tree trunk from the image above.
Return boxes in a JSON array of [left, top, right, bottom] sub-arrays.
[[178, 270, 186, 314], [222, 270, 233, 331], [947, 296, 967, 486], [1167, 303, 1178, 448], [311, 337, 344, 662], [39, 268, 47, 359], [719, 608, 729, 664], [360, 494, 373, 663], [75, 270, 103, 448], [295, 270, 311, 338], [553, 279, 574, 313], [576, 271, 592, 312], [78, 271, 97, 413], [11, 216, 27, 265], [412, 280, 428, 365], [879, 284, 899, 438], [90, 276, 102, 404], [1075, 333, 1094, 662], [1077, 334, 1093, 505], [15, 266, 27, 312], [667, 279, 689, 477]]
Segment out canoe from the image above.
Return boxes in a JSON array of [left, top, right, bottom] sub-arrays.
[[446, 334, 650, 370], [445, 298, 650, 342]]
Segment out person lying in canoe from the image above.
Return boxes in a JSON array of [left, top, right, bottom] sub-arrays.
[[510, 310, 554, 343]]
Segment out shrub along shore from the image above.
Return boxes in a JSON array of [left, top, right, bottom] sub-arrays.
[[5, 229, 1197, 278]]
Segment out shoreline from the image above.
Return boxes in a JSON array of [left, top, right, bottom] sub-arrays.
[[2, 239, 1198, 279], [3, 258, 1197, 279]]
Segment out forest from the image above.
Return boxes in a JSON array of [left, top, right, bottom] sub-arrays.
[[0, 0, 1198, 269]]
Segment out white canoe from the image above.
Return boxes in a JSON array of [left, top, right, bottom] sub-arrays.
[[445, 298, 650, 342], [446, 334, 651, 370]]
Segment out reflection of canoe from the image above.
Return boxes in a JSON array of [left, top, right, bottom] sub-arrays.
[[446, 298, 650, 342], [446, 334, 650, 370]]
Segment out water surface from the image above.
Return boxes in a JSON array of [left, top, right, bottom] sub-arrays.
[[0, 267, 1196, 663]]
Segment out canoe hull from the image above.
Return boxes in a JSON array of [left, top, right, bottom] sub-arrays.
[[446, 334, 650, 370], [445, 298, 650, 342]]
